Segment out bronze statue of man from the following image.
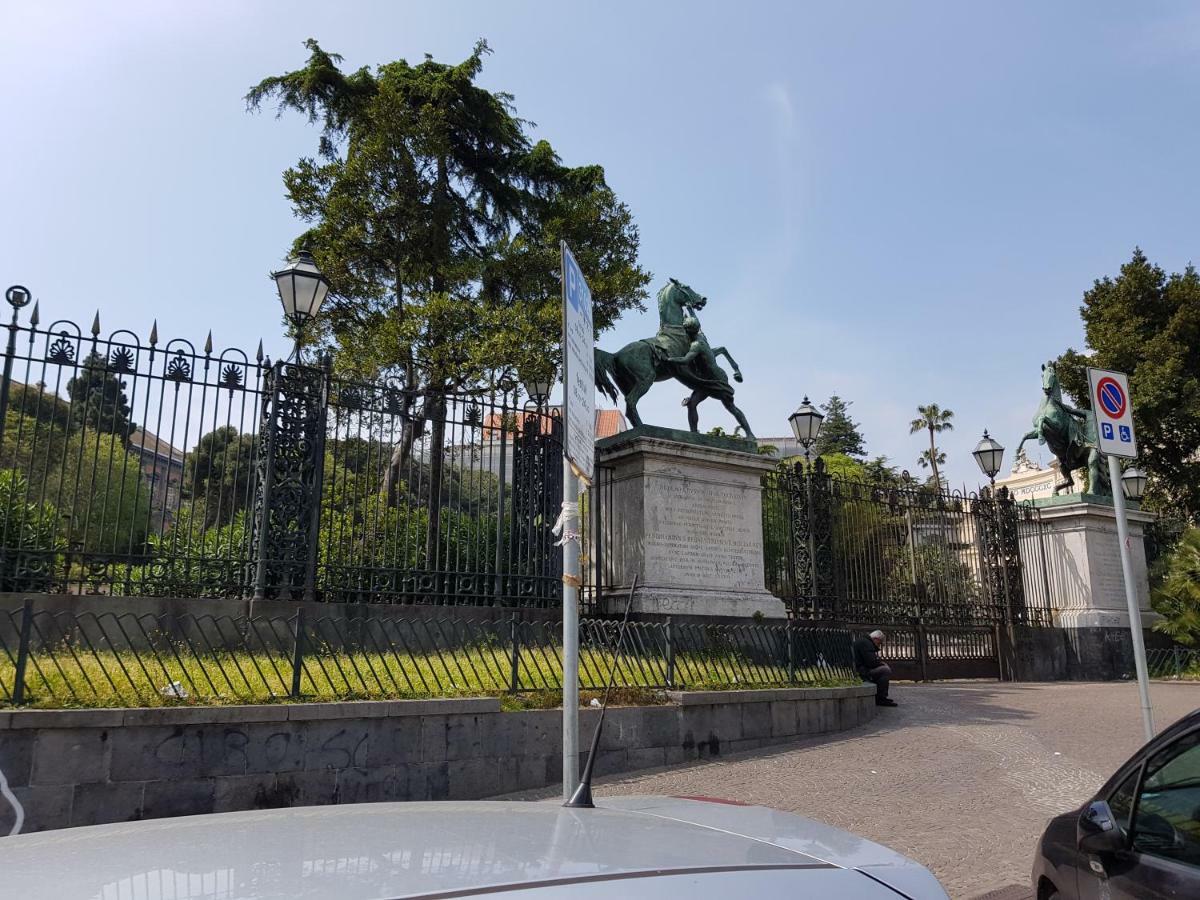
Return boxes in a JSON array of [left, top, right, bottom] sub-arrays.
[[667, 316, 754, 438], [593, 279, 756, 438]]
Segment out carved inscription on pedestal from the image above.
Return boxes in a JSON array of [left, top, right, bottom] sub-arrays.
[[643, 476, 763, 590]]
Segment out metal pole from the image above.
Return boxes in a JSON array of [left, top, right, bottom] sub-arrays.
[[805, 461, 817, 613], [11, 598, 33, 705], [0, 299, 24, 457], [561, 458, 581, 800], [1108, 454, 1154, 741]]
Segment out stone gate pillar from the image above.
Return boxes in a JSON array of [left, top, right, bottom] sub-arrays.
[[595, 426, 786, 619]]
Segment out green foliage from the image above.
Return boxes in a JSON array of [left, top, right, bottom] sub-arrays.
[[909, 403, 954, 490], [0, 469, 63, 590], [66, 351, 135, 437], [57, 429, 151, 556], [813, 395, 866, 459], [1151, 527, 1200, 646], [247, 39, 650, 388], [0, 410, 69, 492], [185, 427, 256, 528], [113, 510, 249, 598], [1056, 249, 1200, 523]]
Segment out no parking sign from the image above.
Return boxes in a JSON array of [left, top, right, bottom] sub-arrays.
[[1087, 367, 1137, 458]]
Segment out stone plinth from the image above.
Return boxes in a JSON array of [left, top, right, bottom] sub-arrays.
[[1033, 496, 1157, 629], [595, 430, 786, 619]]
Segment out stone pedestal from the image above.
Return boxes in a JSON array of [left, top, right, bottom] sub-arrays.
[[1034, 495, 1157, 629], [595, 427, 786, 619], [1010, 496, 1159, 681]]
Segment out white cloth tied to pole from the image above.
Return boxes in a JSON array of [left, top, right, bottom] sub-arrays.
[[552, 500, 581, 547]]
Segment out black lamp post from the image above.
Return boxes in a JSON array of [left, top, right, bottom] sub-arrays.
[[972, 430, 1005, 489], [272, 249, 330, 362], [1121, 467, 1148, 503], [788, 396, 824, 462]]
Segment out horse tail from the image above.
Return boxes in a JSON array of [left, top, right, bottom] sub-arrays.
[[594, 348, 619, 403]]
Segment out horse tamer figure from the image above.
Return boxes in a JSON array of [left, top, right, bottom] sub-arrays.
[[593, 279, 755, 438], [1015, 361, 1110, 496]]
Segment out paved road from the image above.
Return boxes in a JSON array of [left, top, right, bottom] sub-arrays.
[[505, 682, 1200, 900]]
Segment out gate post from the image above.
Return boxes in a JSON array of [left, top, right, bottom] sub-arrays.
[[914, 618, 929, 683], [249, 356, 330, 601]]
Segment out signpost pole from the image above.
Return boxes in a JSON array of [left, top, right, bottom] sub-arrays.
[[559, 242, 594, 801], [1108, 452, 1155, 742], [1088, 366, 1154, 742], [561, 459, 580, 800]]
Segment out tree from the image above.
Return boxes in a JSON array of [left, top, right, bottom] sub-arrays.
[[66, 351, 134, 438], [917, 447, 947, 483], [1151, 527, 1200, 645], [185, 427, 257, 528], [812, 395, 866, 459], [248, 39, 650, 555], [56, 430, 151, 556], [909, 404, 954, 490], [1056, 249, 1200, 523]]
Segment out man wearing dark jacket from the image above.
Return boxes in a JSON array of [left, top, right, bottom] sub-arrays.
[[853, 629, 896, 707]]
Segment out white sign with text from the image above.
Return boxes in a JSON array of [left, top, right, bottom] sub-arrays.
[[561, 242, 594, 479]]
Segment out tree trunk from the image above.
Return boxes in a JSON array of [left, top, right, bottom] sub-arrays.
[[928, 426, 940, 490]]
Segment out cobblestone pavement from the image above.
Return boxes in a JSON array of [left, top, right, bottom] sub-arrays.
[[504, 682, 1200, 900]]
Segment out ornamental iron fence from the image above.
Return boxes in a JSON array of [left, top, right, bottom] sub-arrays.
[[0, 600, 856, 708], [0, 294, 561, 606], [763, 458, 1054, 628]]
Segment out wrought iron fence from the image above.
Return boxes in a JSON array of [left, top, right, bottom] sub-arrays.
[[763, 459, 1054, 627], [0, 600, 857, 708], [0, 295, 562, 606], [1146, 647, 1200, 680]]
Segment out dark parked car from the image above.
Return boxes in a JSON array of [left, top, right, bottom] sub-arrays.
[[1033, 708, 1200, 899]]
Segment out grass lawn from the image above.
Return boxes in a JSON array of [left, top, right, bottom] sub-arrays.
[[1, 643, 855, 709]]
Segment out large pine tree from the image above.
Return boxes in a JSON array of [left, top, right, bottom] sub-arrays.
[[813, 394, 866, 459]]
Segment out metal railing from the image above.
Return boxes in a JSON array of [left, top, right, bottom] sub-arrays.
[[1147, 647, 1200, 680], [0, 601, 857, 708], [0, 296, 562, 606], [762, 460, 1054, 627]]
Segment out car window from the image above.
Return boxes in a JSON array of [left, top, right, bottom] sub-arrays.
[[1131, 730, 1200, 867], [1108, 767, 1140, 832]]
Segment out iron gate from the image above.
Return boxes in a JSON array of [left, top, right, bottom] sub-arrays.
[[764, 459, 1053, 680]]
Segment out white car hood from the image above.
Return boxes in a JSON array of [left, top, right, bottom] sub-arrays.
[[0, 798, 945, 899]]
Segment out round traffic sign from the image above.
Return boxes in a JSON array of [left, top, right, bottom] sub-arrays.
[[1096, 376, 1127, 419]]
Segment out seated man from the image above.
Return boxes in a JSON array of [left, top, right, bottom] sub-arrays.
[[853, 629, 896, 707]]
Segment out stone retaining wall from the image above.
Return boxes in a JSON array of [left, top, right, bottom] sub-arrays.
[[0, 685, 875, 833]]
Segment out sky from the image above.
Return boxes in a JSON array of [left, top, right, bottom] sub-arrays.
[[3, 1, 1199, 489]]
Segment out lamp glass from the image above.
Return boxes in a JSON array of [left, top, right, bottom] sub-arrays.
[[273, 251, 330, 324], [788, 397, 824, 448], [1121, 467, 1148, 501], [972, 431, 1005, 480]]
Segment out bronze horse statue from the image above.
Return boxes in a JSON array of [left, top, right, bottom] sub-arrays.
[[1015, 361, 1110, 495], [594, 279, 755, 437]]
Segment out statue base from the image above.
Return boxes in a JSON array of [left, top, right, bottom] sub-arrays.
[[1034, 496, 1157, 629], [594, 431, 786, 620]]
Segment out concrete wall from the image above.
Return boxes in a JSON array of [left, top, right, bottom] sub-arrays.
[[0, 685, 876, 834], [1012, 625, 1175, 681]]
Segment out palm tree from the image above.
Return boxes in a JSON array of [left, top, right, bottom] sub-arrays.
[[909, 404, 955, 491]]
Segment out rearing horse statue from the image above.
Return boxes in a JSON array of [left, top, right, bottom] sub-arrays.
[[594, 279, 755, 437], [1015, 361, 1110, 495]]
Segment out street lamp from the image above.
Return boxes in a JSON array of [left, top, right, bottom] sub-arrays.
[[972, 429, 1006, 489], [272, 249, 330, 360], [521, 369, 555, 410], [788, 396, 824, 461], [1121, 466, 1148, 502]]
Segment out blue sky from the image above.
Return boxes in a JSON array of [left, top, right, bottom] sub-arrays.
[[3, 1, 1199, 488]]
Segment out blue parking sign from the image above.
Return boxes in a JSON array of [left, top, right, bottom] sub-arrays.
[[1119, 425, 1131, 442], [1101, 422, 1114, 440]]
